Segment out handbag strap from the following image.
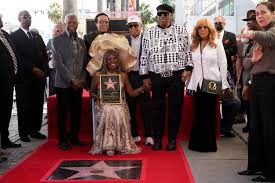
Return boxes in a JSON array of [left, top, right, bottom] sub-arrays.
[[200, 43, 204, 78]]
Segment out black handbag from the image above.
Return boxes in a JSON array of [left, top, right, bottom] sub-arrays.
[[200, 44, 222, 95], [201, 78, 222, 94]]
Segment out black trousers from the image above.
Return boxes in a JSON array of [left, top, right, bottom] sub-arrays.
[[0, 86, 14, 145], [150, 71, 184, 142], [15, 77, 45, 138], [55, 87, 83, 143], [248, 73, 275, 180], [188, 90, 218, 152], [126, 71, 152, 137], [48, 69, 56, 96]]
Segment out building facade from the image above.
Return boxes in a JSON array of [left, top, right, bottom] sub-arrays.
[[175, 0, 262, 35]]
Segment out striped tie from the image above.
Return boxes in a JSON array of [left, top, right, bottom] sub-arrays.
[[0, 31, 18, 74]]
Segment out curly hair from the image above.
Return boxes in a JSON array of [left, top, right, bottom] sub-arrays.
[[191, 18, 217, 50], [100, 49, 121, 74]]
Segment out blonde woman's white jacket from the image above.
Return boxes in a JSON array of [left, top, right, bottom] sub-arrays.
[[187, 40, 230, 91]]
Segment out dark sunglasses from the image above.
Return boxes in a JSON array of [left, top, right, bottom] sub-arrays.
[[157, 12, 170, 17], [128, 24, 139, 29], [198, 26, 209, 30]]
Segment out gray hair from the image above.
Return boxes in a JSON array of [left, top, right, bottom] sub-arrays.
[[64, 13, 78, 24]]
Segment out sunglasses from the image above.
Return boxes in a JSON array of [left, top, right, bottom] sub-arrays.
[[128, 24, 139, 29], [198, 26, 209, 30], [157, 12, 170, 17]]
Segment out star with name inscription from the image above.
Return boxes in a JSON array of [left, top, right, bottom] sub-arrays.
[[60, 160, 139, 180], [104, 78, 117, 90]]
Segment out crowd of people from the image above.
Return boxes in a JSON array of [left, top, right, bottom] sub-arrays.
[[1, 1, 275, 182]]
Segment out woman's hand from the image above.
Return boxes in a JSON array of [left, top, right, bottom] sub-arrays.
[[240, 28, 255, 39], [252, 44, 263, 64]]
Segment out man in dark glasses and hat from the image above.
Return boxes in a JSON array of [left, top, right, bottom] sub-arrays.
[[139, 3, 193, 151]]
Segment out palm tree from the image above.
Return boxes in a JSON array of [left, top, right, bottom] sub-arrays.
[[48, 2, 62, 24], [63, 0, 77, 20]]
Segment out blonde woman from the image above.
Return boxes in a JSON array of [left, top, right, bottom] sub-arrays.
[[187, 18, 229, 152]]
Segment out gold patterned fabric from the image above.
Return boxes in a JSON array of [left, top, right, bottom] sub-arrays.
[[89, 95, 142, 155]]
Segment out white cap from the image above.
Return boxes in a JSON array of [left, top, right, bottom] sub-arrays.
[[127, 15, 142, 25]]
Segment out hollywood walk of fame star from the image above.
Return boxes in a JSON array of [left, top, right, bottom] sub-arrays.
[[60, 160, 139, 180], [104, 78, 117, 90]]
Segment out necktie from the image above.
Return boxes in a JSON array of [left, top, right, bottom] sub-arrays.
[[217, 32, 221, 39], [0, 32, 18, 74], [27, 31, 33, 40]]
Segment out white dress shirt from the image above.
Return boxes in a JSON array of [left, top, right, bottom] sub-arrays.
[[217, 30, 224, 43], [20, 27, 32, 38], [130, 34, 142, 71], [187, 40, 229, 91]]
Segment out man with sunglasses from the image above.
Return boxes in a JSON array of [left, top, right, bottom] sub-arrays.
[[140, 4, 193, 151], [10, 10, 48, 142], [125, 15, 154, 146]]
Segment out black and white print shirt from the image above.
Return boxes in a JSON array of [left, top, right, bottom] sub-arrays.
[[139, 24, 193, 77]]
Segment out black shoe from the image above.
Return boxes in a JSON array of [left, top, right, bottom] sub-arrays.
[[252, 175, 270, 182], [238, 169, 257, 176], [242, 126, 249, 133], [30, 132, 47, 139], [59, 142, 70, 151], [221, 131, 235, 138], [20, 136, 31, 142], [70, 138, 85, 146], [2, 140, 21, 149], [166, 140, 177, 151], [152, 139, 162, 151]]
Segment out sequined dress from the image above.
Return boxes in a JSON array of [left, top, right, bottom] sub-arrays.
[[89, 78, 142, 155]]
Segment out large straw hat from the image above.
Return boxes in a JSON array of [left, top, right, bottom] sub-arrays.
[[86, 33, 137, 76]]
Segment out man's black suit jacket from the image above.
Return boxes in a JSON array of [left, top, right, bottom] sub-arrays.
[[10, 28, 48, 82], [0, 29, 19, 93], [222, 31, 238, 77]]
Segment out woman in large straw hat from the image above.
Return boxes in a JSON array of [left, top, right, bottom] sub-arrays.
[[87, 34, 144, 156]]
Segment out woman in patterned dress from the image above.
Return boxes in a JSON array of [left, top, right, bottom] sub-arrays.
[[89, 49, 144, 156]]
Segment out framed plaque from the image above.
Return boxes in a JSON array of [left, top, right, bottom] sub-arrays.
[[100, 74, 121, 104]]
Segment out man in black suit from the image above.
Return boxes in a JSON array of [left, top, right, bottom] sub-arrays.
[[214, 16, 239, 138], [83, 13, 110, 141], [126, 15, 154, 146], [10, 10, 48, 142], [0, 15, 21, 149]]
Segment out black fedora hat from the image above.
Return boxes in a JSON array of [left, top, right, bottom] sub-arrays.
[[242, 10, 256, 21]]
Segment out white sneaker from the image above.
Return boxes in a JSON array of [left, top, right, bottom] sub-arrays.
[[145, 137, 154, 146], [106, 150, 115, 156], [133, 136, 141, 142]]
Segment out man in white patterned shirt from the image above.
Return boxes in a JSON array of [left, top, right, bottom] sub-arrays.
[[140, 4, 193, 151]]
